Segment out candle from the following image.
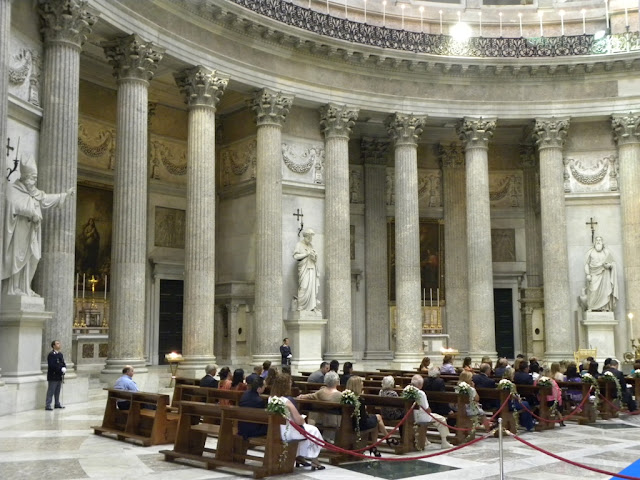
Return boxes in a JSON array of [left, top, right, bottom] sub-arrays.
[[104, 274, 108, 300], [423, 288, 426, 307], [439, 10, 443, 34], [402, 4, 406, 29], [479, 11, 482, 36], [625, 5, 629, 26], [76, 273, 79, 299], [539, 11, 543, 36], [420, 6, 424, 32], [326, 0, 329, 14], [605, 0, 609, 30], [581, 9, 586, 34], [457, 10, 461, 24], [560, 10, 565, 35], [82, 273, 85, 299], [363, 0, 366, 23], [383, 0, 386, 27], [499, 12, 503, 37], [437, 288, 440, 305], [430, 288, 433, 308], [308, 0, 311, 8], [629, 313, 635, 340], [518, 12, 522, 36], [344, 0, 347, 18]]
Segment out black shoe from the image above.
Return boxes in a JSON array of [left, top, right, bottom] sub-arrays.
[[559, 421, 566, 427], [45, 407, 53, 411], [369, 447, 382, 458], [386, 438, 399, 447], [54, 405, 65, 409]]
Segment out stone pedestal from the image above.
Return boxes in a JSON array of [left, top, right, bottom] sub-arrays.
[[519, 287, 545, 358], [422, 334, 450, 357], [582, 311, 618, 361], [285, 311, 327, 373], [0, 295, 51, 379]]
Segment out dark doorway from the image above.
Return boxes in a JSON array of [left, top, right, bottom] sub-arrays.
[[493, 288, 515, 359], [158, 279, 183, 364]]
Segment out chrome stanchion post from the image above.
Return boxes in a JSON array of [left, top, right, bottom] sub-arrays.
[[498, 417, 504, 480]]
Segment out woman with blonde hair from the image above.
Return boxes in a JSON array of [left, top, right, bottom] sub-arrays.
[[458, 371, 492, 431], [378, 376, 401, 446], [346, 376, 388, 456]]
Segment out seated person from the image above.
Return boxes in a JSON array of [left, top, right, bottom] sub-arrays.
[[379, 375, 402, 446], [410, 374, 453, 449], [440, 354, 456, 375], [462, 356, 473, 372], [245, 365, 262, 386], [340, 362, 353, 387], [423, 366, 455, 421], [346, 376, 388, 456], [503, 367, 535, 432], [298, 371, 342, 438], [418, 357, 431, 373], [494, 358, 509, 379], [458, 371, 492, 431], [231, 368, 248, 391], [472, 363, 499, 410], [238, 377, 268, 439], [200, 364, 218, 388], [307, 362, 330, 383], [260, 360, 272, 378], [114, 365, 138, 410], [609, 359, 637, 412]]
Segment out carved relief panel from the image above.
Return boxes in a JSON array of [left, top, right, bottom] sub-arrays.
[[78, 117, 116, 170], [562, 155, 618, 193], [489, 171, 523, 208], [8, 36, 42, 107], [149, 135, 187, 185], [384, 168, 442, 208], [281, 141, 325, 185], [154, 207, 186, 249], [219, 137, 257, 187]]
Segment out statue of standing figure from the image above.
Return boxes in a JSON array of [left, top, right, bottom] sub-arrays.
[[2, 157, 74, 296], [580, 236, 618, 312], [293, 228, 321, 313]]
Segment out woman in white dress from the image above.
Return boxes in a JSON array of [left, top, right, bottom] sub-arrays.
[[269, 374, 325, 470]]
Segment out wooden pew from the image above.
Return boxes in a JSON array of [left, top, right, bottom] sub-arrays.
[[170, 377, 200, 408], [515, 385, 553, 430], [598, 378, 624, 419], [161, 401, 300, 479], [556, 381, 596, 424], [475, 387, 517, 433], [422, 390, 472, 446], [92, 389, 179, 446]]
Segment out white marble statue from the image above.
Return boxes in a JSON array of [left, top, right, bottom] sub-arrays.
[[2, 157, 74, 296], [293, 228, 320, 312], [580, 236, 618, 312]]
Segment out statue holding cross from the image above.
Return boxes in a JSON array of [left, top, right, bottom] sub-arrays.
[[579, 235, 618, 312]]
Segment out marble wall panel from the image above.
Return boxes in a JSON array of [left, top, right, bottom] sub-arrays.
[[6, 116, 39, 179], [216, 193, 257, 282]]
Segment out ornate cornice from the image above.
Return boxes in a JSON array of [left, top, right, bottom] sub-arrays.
[[533, 118, 570, 150], [386, 113, 426, 147], [102, 34, 164, 83], [38, 0, 97, 48], [174, 66, 229, 109], [457, 117, 496, 150], [249, 88, 294, 127], [438, 142, 465, 169], [612, 114, 640, 146], [361, 137, 390, 165], [319, 104, 358, 139]]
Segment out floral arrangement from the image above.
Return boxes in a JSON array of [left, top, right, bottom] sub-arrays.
[[341, 389, 361, 441], [603, 371, 624, 406], [497, 379, 517, 395], [455, 381, 471, 396], [581, 372, 600, 406], [402, 384, 421, 402], [266, 396, 289, 465], [633, 370, 640, 378], [536, 376, 552, 387]]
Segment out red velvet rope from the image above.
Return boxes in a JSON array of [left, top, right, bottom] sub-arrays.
[[288, 420, 494, 461], [598, 392, 640, 415], [514, 388, 592, 423], [511, 433, 640, 480]]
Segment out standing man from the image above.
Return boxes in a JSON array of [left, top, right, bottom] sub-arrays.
[[46, 340, 66, 410], [280, 338, 292, 367]]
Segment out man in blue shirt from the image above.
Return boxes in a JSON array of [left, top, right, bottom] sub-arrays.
[[114, 365, 138, 410]]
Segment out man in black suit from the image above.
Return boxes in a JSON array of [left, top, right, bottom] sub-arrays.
[[245, 365, 262, 386], [46, 340, 66, 410], [238, 377, 268, 439], [200, 364, 218, 388], [473, 363, 498, 409], [514, 361, 538, 407], [608, 360, 637, 411], [280, 337, 292, 367]]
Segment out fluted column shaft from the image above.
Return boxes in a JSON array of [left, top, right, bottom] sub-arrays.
[[174, 67, 228, 373], [102, 35, 164, 372], [534, 118, 573, 362], [250, 89, 293, 365], [363, 138, 392, 359], [440, 144, 469, 354], [387, 114, 425, 367], [0, 0, 10, 300], [36, 0, 95, 366], [321, 104, 358, 360], [612, 114, 640, 337], [458, 118, 497, 360], [521, 147, 543, 287]]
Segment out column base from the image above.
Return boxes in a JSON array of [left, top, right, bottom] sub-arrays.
[[101, 358, 148, 388], [177, 355, 217, 380], [391, 352, 424, 371], [284, 310, 327, 375], [364, 350, 394, 361]]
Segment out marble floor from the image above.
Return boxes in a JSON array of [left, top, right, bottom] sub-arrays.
[[2, 387, 640, 480]]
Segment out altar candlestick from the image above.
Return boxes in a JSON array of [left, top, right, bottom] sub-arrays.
[[605, 0, 609, 29], [479, 11, 482, 36], [518, 13, 523, 36], [423, 288, 426, 307], [430, 288, 433, 307], [76, 273, 79, 299], [439, 10, 443, 34], [82, 273, 85, 299], [539, 11, 544, 36], [560, 10, 565, 35], [629, 313, 635, 340], [104, 274, 108, 299], [420, 6, 424, 32], [437, 288, 440, 305], [581, 9, 586, 34], [499, 12, 503, 37]]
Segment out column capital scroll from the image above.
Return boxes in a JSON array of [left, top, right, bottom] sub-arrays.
[[386, 113, 426, 146], [102, 34, 164, 83], [38, 0, 97, 48], [438, 142, 465, 168], [456, 117, 496, 150], [533, 118, 570, 150], [320, 104, 358, 139], [612, 114, 640, 146], [361, 137, 390, 165], [249, 88, 294, 127], [174, 66, 229, 109]]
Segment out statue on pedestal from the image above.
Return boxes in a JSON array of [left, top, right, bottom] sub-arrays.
[[293, 228, 321, 313], [2, 157, 74, 296], [579, 236, 618, 312]]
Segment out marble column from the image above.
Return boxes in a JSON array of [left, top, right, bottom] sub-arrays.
[[612, 114, 640, 338], [102, 35, 164, 373], [457, 118, 497, 361], [386, 113, 426, 368], [320, 104, 358, 361], [533, 118, 574, 362], [174, 66, 228, 375], [440, 143, 469, 355], [226, 303, 239, 362], [362, 138, 392, 360], [214, 304, 224, 361], [250, 89, 293, 365], [36, 0, 96, 367]]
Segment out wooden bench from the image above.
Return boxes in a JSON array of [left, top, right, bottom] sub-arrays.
[[556, 381, 596, 424], [92, 389, 179, 446], [161, 401, 300, 479], [515, 384, 553, 430]]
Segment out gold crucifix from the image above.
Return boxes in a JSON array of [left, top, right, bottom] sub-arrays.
[[89, 275, 98, 294]]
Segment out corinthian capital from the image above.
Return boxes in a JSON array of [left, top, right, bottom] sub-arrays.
[[456, 117, 496, 150], [386, 113, 426, 146], [438, 142, 465, 168], [174, 66, 229, 109], [361, 137, 390, 165], [102, 35, 164, 83], [249, 88, 294, 127], [612, 114, 640, 146], [320, 104, 358, 139], [533, 118, 570, 150], [38, 0, 97, 48]]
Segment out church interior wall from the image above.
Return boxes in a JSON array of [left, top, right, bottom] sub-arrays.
[[350, 212, 366, 360], [216, 192, 256, 283]]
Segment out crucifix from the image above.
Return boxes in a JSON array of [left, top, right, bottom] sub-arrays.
[[293, 208, 304, 237], [6, 137, 19, 181], [6, 137, 14, 158], [586, 217, 598, 243]]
